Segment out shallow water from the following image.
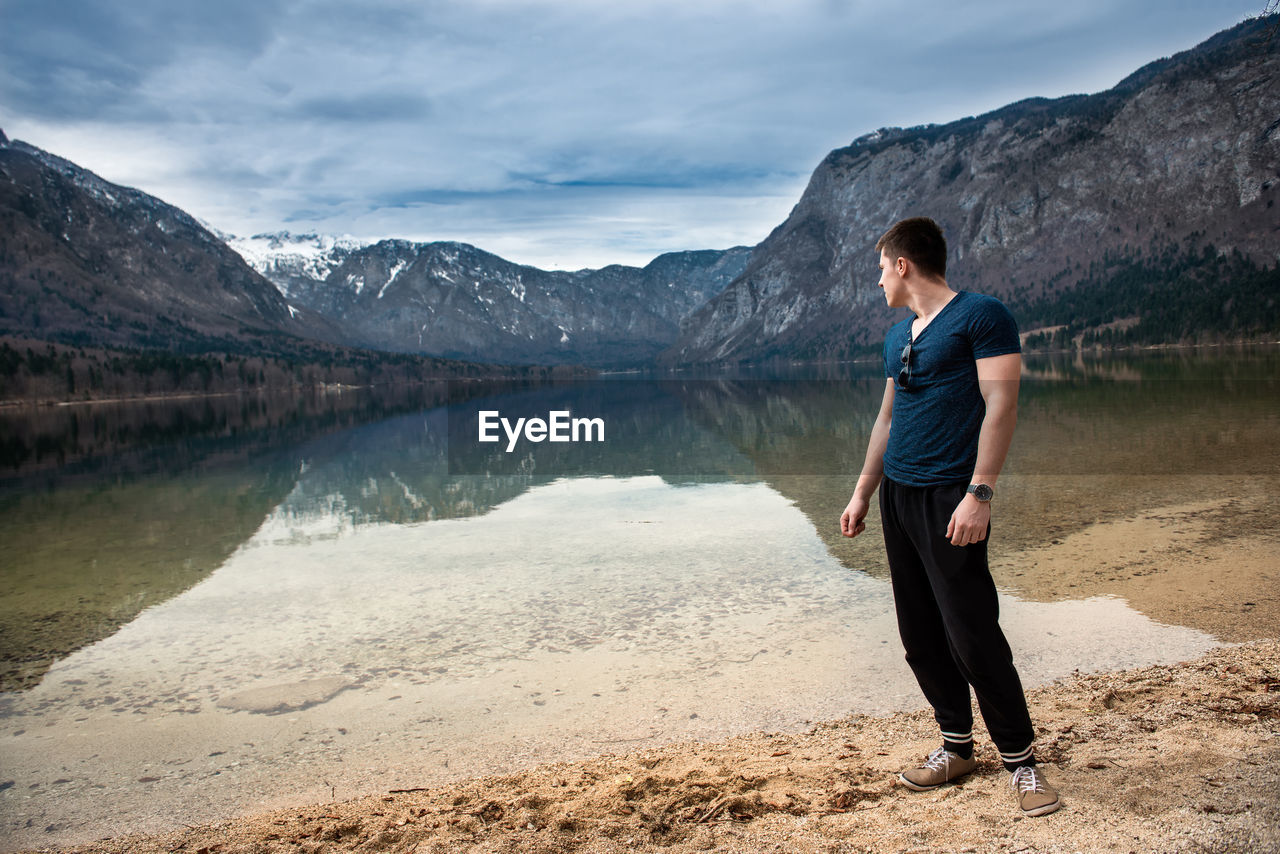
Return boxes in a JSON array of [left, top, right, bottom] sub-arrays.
[[0, 477, 1220, 848], [1, 349, 1276, 849]]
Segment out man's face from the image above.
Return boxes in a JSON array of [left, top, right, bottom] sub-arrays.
[[877, 250, 907, 307]]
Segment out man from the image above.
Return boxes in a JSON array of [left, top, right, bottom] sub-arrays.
[[839, 217, 1060, 817]]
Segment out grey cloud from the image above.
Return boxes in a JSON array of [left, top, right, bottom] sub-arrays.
[[0, 0, 285, 119], [297, 154, 348, 184], [3, 0, 1263, 270], [290, 0, 455, 48], [372, 188, 470, 208], [508, 161, 787, 191], [293, 93, 432, 123], [187, 160, 285, 189]]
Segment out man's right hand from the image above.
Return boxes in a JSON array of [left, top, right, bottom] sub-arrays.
[[840, 495, 869, 538]]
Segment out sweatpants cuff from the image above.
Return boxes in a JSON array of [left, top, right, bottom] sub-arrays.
[[999, 744, 1035, 767]]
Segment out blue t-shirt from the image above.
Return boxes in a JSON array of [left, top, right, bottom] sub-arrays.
[[882, 291, 1020, 487]]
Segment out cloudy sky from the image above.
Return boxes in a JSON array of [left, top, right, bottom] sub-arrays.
[[1, 0, 1264, 269]]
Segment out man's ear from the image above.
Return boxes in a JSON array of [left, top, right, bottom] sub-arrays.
[[896, 256, 909, 277]]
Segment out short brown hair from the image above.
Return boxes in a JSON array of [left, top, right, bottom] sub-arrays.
[[875, 217, 947, 281]]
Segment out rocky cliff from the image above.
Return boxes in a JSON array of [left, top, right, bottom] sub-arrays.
[[664, 17, 1280, 364]]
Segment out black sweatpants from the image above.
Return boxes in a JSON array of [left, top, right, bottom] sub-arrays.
[[879, 476, 1036, 767]]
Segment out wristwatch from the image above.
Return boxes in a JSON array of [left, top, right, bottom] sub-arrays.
[[967, 483, 994, 502]]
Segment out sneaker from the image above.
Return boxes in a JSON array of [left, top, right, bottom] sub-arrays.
[[1010, 765, 1061, 816], [898, 747, 977, 791]]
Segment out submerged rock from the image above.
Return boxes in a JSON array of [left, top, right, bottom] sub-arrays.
[[217, 676, 353, 715]]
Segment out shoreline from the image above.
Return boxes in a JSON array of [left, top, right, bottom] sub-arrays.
[[0, 384, 377, 410], [12, 638, 1279, 854], [4, 339, 1277, 408]]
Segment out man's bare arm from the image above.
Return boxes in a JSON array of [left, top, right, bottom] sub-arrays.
[[945, 352, 1021, 546], [841, 378, 895, 538]]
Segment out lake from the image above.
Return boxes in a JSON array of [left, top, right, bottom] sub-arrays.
[[1, 348, 1277, 850]]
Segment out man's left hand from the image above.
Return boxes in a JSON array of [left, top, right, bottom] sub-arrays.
[[946, 494, 990, 546]]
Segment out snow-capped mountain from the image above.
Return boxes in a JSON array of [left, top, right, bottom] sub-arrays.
[[226, 231, 368, 299], [240, 236, 752, 367], [221, 225, 751, 367]]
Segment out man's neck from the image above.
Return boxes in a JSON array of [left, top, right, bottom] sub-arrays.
[[907, 279, 958, 322]]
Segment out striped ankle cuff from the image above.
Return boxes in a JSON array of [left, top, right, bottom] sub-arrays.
[[1000, 744, 1035, 768]]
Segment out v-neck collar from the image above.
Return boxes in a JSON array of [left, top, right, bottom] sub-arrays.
[[910, 290, 963, 341]]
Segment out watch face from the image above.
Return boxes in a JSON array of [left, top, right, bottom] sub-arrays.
[[970, 484, 993, 501]]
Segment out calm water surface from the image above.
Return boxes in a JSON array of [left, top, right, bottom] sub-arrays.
[[1, 350, 1276, 849]]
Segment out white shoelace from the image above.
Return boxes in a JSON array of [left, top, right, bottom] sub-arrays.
[[923, 747, 958, 770], [1011, 765, 1045, 793]]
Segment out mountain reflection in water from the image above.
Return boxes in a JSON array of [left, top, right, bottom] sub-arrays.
[[2, 352, 1277, 691]]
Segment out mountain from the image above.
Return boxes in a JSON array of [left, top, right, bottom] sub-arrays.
[[234, 232, 750, 367], [0, 131, 747, 368], [225, 231, 368, 300], [0, 133, 344, 354], [8, 15, 1273, 372], [664, 16, 1280, 364]]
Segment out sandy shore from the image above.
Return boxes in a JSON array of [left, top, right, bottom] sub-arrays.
[[14, 637, 1276, 854]]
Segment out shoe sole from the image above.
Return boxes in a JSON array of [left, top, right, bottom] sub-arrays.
[[897, 770, 972, 792], [1021, 798, 1062, 817]]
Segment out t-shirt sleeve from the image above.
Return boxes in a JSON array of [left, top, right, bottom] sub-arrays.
[[969, 297, 1021, 359]]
